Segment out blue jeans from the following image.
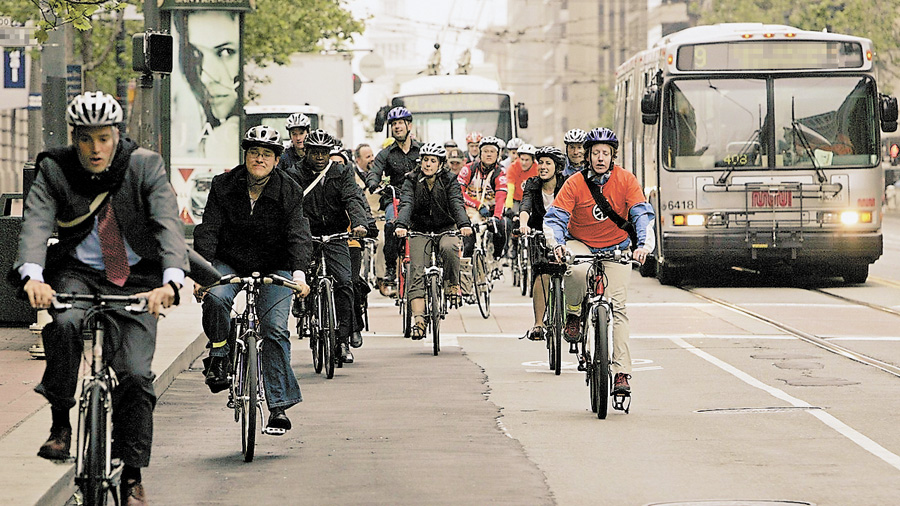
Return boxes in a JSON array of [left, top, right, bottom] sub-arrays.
[[201, 262, 302, 409]]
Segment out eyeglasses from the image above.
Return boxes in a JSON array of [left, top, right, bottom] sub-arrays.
[[246, 148, 275, 160]]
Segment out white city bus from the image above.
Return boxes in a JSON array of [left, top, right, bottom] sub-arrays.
[[615, 23, 898, 284], [375, 74, 528, 146]]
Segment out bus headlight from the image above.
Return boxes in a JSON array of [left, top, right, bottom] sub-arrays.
[[840, 211, 859, 225], [673, 214, 706, 226]]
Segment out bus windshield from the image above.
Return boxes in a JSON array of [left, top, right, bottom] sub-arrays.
[[662, 76, 878, 171], [411, 111, 512, 146]]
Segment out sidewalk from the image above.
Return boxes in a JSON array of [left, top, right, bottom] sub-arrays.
[[0, 286, 205, 506]]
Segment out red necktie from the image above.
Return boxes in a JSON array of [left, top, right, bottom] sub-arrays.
[[97, 201, 130, 287]]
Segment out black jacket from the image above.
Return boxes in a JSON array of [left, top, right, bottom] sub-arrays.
[[194, 165, 311, 275], [520, 173, 568, 230], [395, 168, 470, 233], [284, 159, 369, 237], [366, 139, 423, 208]]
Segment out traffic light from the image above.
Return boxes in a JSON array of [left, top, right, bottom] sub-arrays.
[[891, 143, 899, 166], [132, 32, 173, 74]]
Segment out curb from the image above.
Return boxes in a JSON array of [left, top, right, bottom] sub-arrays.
[[0, 290, 205, 506]]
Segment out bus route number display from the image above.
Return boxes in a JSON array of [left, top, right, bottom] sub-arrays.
[[677, 41, 864, 71], [400, 93, 508, 113]]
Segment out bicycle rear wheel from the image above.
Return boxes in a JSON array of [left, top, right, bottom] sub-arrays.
[[473, 250, 491, 318], [79, 382, 110, 506], [591, 306, 610, 419], [430, 275, 441, 356], [241, 332, 258, 462], [321, 279, 338, 379], [549, 276, 563, 376]]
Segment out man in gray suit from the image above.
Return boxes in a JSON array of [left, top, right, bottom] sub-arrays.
[[8, 91, 188, 506]]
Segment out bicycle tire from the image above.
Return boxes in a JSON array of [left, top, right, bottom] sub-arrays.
[[241, 332, 258, 462], [321, 279, 338, 379], [550, 276, 563, 376], [592, 306, 610, 419], [473, 250, 491, 318], [520, 238, 531, 297], [80, 382, 109, 506], [401, 271, 412, 338], [430, 274, 441, 356], [308, 309, 324, 374]]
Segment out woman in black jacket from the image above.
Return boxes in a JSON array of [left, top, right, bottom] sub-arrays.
[[395, 143, 472, 339], [518, 146, 568, 341]]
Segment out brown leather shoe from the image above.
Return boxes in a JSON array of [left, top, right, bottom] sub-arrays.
[[37, 426, 71, 460], [121, 479, 147, 506]]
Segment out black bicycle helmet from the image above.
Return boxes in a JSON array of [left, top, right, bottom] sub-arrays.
[[535, 146, 566, 171], [241, 125, 284, 156], [582, 127, 619, 153], [305, 129, 335, 149]]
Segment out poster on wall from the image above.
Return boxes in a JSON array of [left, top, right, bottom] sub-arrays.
[[164, 1, 250, 224]]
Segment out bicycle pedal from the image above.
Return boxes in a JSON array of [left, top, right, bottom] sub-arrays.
[[264, 427, 286, 436], [611, 393, 631, 413]]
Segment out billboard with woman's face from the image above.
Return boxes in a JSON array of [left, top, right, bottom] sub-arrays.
[[166, 5, 246, 224]]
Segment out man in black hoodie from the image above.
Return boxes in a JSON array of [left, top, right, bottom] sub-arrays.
[[9, 91, 188, 505]]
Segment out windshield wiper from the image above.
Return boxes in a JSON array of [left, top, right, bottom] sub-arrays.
[[717, 102, 763, 184], [791, 97, 828, 184]]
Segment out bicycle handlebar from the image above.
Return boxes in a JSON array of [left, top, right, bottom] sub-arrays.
[[312, 232, 352, 243], [568, 249, 639, 266], [52, 293, 148, 313], [407, 230, 463, 239], [197, 272, 306, 294]]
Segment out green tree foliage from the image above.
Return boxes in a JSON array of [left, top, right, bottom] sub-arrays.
[[2, 0, 126, 43], [244, 0, 364, 68], [689, 0, 900, 88]]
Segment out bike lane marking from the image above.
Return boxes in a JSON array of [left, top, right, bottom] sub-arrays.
[[670, 336, 900, 472]]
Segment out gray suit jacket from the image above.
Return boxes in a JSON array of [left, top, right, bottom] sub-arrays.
[[13, 143, 188, 281]]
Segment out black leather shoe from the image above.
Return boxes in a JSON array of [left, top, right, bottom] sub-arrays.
[[205, 356, 229, 394], [37, 426, 71, 460], [350, 331, 363, 348], [121, 478, 147, 505], [341, 343, 354, 364], [267, 407, 291, 432]]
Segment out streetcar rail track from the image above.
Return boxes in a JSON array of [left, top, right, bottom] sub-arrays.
[[682, 287, 900, 379]]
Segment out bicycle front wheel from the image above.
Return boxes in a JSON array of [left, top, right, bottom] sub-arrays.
[[591, 306, 610, 419], [241, 332, 258, 462], [80, 382, 110, 506], [430, 274, 441, 356], [549, 276, 563, 376], [473, 250, 491, 318], [320, 279, 338, 379]]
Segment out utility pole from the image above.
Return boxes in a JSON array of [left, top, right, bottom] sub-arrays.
[[40, 20, 69, 150]]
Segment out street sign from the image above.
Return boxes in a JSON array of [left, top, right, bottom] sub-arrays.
[[4, 48, 25, 88], [0, 26, 38, 47], [66, 64, 82, 102]]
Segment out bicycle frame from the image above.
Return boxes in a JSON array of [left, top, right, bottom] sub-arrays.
[[53, 293, 148, 506], [306, 232, 349, 376]]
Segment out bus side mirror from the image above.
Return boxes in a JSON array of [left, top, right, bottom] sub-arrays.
[[881, 94, 898, 133], [641, 87, 660, 125], [516, 102, 529, 129], [374, 106, 389, 133]]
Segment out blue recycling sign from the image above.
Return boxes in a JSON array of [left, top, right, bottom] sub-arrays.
[[4, 48, 25, 89]]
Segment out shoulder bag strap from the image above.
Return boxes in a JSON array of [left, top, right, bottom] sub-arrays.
[[581, 172, 639, 248], [56, 191, 109, 228]]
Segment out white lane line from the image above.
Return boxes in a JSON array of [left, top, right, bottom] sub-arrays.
[[364, 332, 900, 342], [670, 337, 900, 472]]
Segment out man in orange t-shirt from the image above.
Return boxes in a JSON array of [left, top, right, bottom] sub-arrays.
[[543, 127, 655, 395]]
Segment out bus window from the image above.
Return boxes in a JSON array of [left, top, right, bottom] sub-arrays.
[[663, 79, 767, 171], [774, 76, 878, 168]]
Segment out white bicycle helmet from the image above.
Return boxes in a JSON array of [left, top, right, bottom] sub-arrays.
[[286, 113, 311, 130], [506, 137, 525, 150], [66, 91, 124, 127], [517, 143, 537, 156], [419, 142, 448, 161], [241, 125, 284, 156], [564, 128, 587, 145], [479, 136, 503, 150]]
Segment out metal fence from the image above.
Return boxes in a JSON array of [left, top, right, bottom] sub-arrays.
[[0, 109, 30, 195]]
